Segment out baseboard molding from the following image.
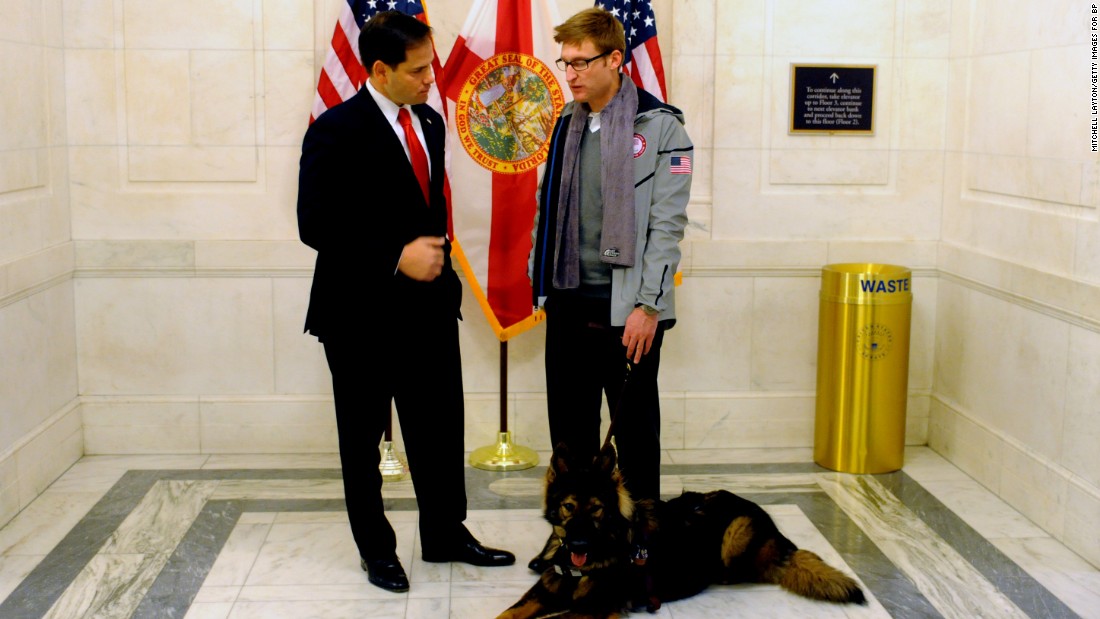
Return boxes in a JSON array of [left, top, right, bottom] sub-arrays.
[[0, 399, 83, 530], [929, 394, 1100, 568]]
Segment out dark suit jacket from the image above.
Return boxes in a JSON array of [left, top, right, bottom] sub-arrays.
[[298, 89, 461, 339]]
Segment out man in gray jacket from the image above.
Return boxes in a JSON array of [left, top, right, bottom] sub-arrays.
[[529, 6, 692, 534]]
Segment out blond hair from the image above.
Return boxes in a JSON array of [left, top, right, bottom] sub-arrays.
[[553, 7, 625, 55]]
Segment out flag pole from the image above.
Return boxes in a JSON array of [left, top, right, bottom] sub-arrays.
[[379, 404, 408, 482], [470, 340, 539, 471]]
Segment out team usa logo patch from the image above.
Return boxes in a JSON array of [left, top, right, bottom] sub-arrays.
[[633, 133, 646, 158], [455, 53, 565, 174], [669, 155, 692, 174]]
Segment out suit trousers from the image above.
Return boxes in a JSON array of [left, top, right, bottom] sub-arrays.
[[544, 294, 665, 502], [322, 312, 468, 561]]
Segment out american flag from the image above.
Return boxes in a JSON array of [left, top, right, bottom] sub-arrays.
[[597, 0, 667, 102], [669, 155, 691, 174], [309, 0, 442, 123]]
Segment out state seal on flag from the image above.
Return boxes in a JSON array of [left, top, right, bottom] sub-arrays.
[[454, 53, 565, 174]]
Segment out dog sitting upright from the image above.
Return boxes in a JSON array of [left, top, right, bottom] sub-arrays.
[[496, 444, 866, 619]]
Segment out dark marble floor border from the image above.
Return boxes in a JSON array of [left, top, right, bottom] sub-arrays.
[[0, 464, 1080, 619]]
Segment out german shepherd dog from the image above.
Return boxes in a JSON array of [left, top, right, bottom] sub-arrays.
[[497, 444, 865, 618]]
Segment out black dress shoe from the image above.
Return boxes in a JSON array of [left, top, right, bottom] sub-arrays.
[[361, 556, 409, 592], [422, 538, 516, 567]]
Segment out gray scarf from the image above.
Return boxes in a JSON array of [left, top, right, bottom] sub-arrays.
[[552, 75, 638, 290]]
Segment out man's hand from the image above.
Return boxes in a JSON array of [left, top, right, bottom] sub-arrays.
[[397, 236, 446, 281], [623, 307, 659, 364]]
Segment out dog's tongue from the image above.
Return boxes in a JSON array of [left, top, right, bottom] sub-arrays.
[[570, 552, 587, 567]]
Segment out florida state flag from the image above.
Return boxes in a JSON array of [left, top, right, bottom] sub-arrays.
[[443, 0, 567, 341]]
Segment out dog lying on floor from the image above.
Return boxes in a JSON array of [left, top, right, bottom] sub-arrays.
[[496, 444, 866, 618]]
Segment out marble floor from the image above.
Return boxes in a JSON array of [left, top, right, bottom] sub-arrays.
[[0, 447, 1098, 619]]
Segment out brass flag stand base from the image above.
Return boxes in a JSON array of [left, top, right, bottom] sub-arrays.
[[379, 405, 408, 482], [470, 431, 538, 471], [379, 440, 408, 482], [469, 341, 538, 472]]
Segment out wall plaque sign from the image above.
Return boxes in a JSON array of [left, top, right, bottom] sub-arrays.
[[790, 64, 876, 135]]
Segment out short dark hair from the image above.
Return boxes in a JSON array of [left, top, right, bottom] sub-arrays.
[[358, 11, 433, 75]]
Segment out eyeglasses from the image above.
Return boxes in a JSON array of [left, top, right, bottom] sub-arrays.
[[555, 51, 609, 72]]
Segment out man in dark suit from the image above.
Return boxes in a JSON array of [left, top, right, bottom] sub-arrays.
[[297, 11, 514, 593]]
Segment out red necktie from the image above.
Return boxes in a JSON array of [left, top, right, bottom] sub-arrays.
[[397, 107, 430, 206]]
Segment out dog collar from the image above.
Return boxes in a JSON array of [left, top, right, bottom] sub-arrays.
[[553, 564, 584, 578]]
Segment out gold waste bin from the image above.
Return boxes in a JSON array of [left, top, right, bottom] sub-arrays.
[[814, 263, 911, 474]]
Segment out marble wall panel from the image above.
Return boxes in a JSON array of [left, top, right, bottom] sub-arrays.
[[899, 58, 948, 151], [74, 240, 195, 270], [901, 0, 951, 58], [82, 399, 200, 455], [127, 146, 259, 183], [199, 399, 337, 453], [75, 278, 275, 395], [690, 240, 829, 269], [4, 244, 73, 302], [682, 394, 815, 449], [720, 150, 943, 241], [272, 277, 330, 395], [768, 149, 891, 186], [714, 0, 764, 56], [1063, 482, 1100, 567], [124, 50, 192, 145], [1063, 327, 1100, 487], [264, 51, 316, 146], [772, 0, 896, 57], [68, 144, 299, 240], [0, 283, 78, 447], [15, 405, 83, 505], [0, 151, 42, 197], [967, 155, 1087, 214], [999, 442, 1068, 540], [0, 43, 46, 151], [0, 202, 41, 265], [966, 53, 1030, 157], [1027, 45, 1089, 162], [64, 49, 119, 146], [513, 394, 551, 453], [934, 281, 1070, 460], [121, 0, 254, 50], [0, 457, 17, 529], [41, 148, 71, 248], [658, 276, 754, 392], [0, 0, 44, 44], [191, 51, 257, 146], [928, 398, 1004, 492], [750, 276, 819, 391], [971, 0, 1088, 55], [262, 0, 313, 50], [62, 0, 115, 49], [712, 55, 764, 150], [709, 149, 757, 240]]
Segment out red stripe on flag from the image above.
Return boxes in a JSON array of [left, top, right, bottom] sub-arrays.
[[332, 25, 366, 89], [441, 36, 486, 101], [316, 71, 343, 111], [487, 173, 538, 327], [642, 37, 667, 100], [496, 0, 532, 52], [485, 0, 537, 328]]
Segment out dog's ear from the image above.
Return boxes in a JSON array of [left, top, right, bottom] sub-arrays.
[[598, 442, 618, 474], [547, 442, 570, 483]]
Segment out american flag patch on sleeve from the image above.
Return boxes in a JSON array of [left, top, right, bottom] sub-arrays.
[[669, 155, 692, 174]]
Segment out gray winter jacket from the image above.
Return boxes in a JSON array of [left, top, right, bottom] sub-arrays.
[[530, 87, 693, 326]]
